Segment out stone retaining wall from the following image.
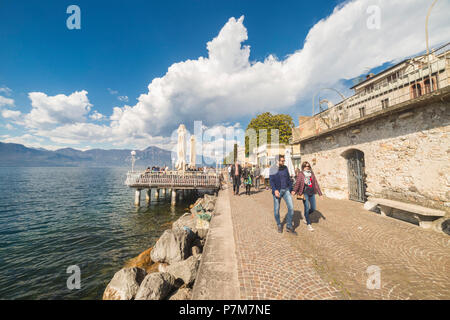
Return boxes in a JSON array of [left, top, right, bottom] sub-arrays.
[[300, 100, 450, 213]]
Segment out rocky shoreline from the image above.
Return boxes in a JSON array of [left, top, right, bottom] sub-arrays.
[[102, 194, 217, 300]]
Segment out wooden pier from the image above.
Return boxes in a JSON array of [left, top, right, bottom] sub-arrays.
[[125, 171, 221, 206]]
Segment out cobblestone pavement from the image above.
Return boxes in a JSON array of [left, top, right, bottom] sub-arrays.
[[227, 184, 450, 300]]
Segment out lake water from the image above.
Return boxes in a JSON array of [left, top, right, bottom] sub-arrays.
[[0, 167, 195, 300]]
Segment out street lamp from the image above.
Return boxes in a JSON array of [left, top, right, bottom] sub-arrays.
[[130, 150, 136, 172], [426, 0, 438, 92], [312, 88, 346, 115]]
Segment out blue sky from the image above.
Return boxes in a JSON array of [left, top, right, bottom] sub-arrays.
[[1, 0, 449, 152]]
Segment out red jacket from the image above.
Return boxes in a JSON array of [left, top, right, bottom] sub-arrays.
[[293, 171, 322, 196]]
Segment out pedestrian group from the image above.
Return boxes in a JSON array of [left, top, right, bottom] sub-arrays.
[[228, 155, 322, 235]]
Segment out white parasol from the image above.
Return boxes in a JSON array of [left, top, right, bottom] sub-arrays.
[[285, 148, 295, 177], [189, 135, 196, 169], [176, 124, 187, 171]]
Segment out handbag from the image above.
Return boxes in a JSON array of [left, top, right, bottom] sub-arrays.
[[296, 194, 305, 201]]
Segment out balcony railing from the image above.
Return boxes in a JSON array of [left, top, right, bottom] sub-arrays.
[[296, 45, 450, 141], [125, 171, 221, 189]]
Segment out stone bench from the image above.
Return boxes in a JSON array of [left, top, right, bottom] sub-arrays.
[[368, 197, 447, 231]]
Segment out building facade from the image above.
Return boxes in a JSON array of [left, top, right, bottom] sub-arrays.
[[252, 143, 288, 167], [292, 46, 450, 216]]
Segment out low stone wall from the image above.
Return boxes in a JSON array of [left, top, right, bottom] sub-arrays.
[[300, 100, 450, 213], [102, 194, 217, 300]]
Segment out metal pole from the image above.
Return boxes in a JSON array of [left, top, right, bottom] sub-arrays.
[[426, 0, 438, 93]]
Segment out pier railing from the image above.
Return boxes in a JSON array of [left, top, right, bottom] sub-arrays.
[[125, 171, 220, 189]]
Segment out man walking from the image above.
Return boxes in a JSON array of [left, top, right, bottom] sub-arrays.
[[231, 160, 243, 195], [269, 155, 296, 234]]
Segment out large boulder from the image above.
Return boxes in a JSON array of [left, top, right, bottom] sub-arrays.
[[203, 194, 216, 211], [150, 228, 196, 264], [135, 272, 176, 300], [102, 267, 147, 300], [165, 255, 200, 286], [196, 218, 210, 239], [168, 287, 192, 300], [123, 247, 158, 273], [172, 212, 197, 235]]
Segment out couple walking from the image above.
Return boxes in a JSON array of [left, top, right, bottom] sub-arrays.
[[270, 155, 322, 235]]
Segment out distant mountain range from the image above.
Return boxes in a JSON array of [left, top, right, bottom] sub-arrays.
[[0, 142, 216, 167]]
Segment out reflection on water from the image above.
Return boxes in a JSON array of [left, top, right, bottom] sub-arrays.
[[0, 167, 196, 300]]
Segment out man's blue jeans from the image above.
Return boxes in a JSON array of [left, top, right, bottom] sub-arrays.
[[273, 189, 294, 229], [302, 193, 316, 225]]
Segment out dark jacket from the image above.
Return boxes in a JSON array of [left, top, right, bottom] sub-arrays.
[[293, 171, 322, 196], [243, 167, 252, 179], [269, 165, 293, 195], [231, 164, 243, 177]]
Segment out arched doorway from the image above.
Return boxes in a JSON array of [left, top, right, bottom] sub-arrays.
[[342, 149, 367, 202]]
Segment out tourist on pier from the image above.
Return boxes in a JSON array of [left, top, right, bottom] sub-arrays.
[[231, 160, 243, 195], [228, 165, 232, 183], [292, 161, 322, 232], [270, 155, 295, 234]]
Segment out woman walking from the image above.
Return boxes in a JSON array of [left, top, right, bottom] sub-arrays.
[[292, 161, 322, 231]]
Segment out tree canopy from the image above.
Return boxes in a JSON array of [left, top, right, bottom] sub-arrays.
[[245, 112, 294, 155]]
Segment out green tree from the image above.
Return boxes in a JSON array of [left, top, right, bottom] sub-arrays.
[[245, 112, 294, 155]]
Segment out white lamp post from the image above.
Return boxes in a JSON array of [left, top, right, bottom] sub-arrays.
[[131, 150, 136, 172]]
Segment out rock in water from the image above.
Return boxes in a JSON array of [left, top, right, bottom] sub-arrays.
[[172, 212, 197, 235], [123, 247, 156, 273], [102, 267, 147, 300], [150, 228, 196, 264], [135, 272, 176, 300], [168, 287, 192, 300], [165, 255, 200, 286]]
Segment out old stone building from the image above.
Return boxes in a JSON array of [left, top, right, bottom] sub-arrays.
[[292, 45, 450, 232]]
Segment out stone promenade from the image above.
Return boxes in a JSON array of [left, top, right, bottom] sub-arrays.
[[227, 184, 450, 300]]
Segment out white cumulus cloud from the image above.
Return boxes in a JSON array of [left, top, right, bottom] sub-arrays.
[[109, 0, 450, 138], [25, 90, 92, 129], [1, 109, 21, 120], [0, 87, 12, 96], [0, 96, 14, 107], [89, 110, 105, 121]]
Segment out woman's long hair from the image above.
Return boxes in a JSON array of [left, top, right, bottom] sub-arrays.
[[301, 161, 312, 171]]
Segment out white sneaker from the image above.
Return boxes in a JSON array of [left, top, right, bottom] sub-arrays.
[[307, 224, 314, 232]]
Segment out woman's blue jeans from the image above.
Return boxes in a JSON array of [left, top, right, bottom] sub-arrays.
[[273, 189, 294, 229], [302, 193, 316, 225]]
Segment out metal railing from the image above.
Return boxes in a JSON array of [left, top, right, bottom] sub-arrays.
[[296, 45, 450, 140], [125, 171, 220, 189]]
